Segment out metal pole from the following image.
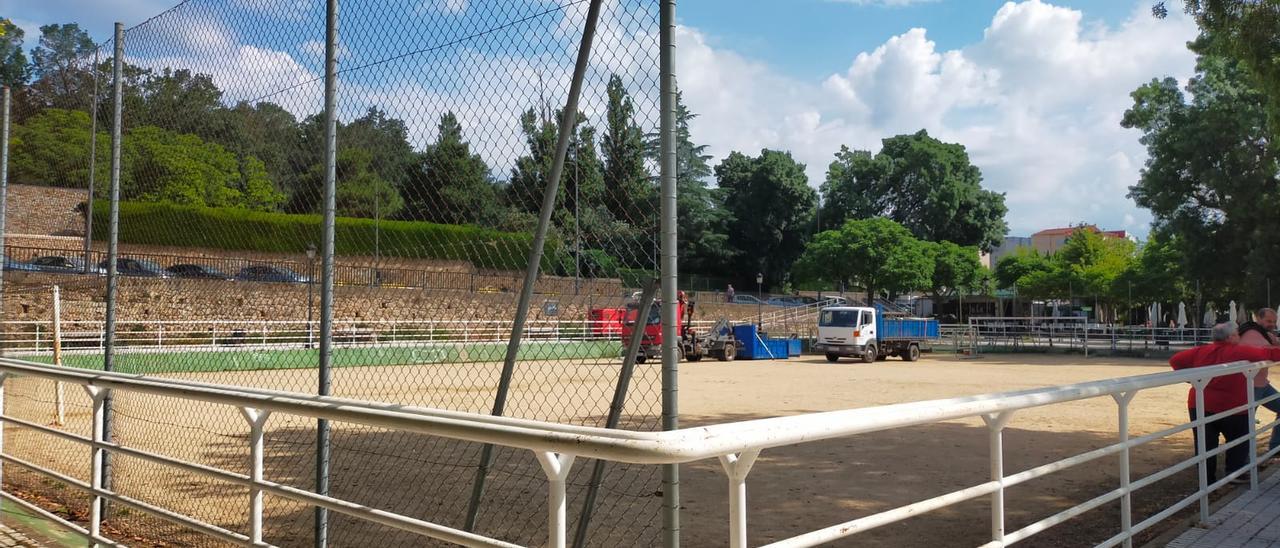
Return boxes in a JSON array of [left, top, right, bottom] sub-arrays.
[[84, 47, 101, 272], [101, 23, 125, 517], [463, 0, 605, 532], [53, 286, 65, 426], [572, 279, 658, 548], [0, 86, 9, 353], [659, 0, 680, 544], [316, 1, 339, 545]]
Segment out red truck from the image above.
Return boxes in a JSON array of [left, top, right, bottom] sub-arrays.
[[620, 292, 737, 363]]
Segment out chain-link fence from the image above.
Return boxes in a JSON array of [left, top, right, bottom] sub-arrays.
[[0, 1, 674, 545]]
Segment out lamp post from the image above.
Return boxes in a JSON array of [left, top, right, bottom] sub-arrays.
[[306, 243, 317, 348], [756, 272, 764, 329]]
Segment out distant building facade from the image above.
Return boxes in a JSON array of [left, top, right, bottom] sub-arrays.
[[1031, 225, 1127, 255]]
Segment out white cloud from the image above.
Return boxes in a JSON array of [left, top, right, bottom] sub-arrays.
[[675, 0, 1199, 238], [416, 0, 469, 15]]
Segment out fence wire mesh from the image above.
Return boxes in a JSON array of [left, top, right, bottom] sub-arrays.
[[0, 1, 671, 545]]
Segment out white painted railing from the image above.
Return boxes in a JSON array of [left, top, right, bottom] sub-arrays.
[[0, 356, 1274, 547]]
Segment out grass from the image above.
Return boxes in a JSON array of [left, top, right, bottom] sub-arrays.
[[26, 340, 620, 374]]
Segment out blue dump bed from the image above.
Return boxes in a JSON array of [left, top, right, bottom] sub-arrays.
[[875, 305, 941, 340]]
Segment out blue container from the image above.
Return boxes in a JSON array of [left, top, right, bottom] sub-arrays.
[[786, 338, 801, 357], [731, 325, 790, 359]]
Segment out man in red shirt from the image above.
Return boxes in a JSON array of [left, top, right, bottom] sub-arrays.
[[1170, 322, 1280, 483]]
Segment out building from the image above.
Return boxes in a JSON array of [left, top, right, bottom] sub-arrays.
[[1031, 225, 1127, 255], [981, 236, 1033, 268]]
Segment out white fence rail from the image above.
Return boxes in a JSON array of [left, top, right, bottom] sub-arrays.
[[0, 357, 1274, 546]]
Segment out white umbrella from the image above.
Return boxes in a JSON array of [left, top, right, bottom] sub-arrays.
[[1178, 302, 1187, 329], [1229, 300, 1238, 323], [1204, 304, 1216, 326]]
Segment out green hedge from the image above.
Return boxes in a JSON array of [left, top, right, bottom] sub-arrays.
[[92, 201, 552, 271]]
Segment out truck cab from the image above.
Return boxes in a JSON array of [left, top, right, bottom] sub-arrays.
[[814, 306, 878, 362], [814, 305, 938, 363]]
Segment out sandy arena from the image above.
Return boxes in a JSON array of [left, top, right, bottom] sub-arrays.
[[0, 351, 1230, 547]]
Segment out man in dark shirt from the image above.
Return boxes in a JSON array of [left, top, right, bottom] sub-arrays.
[[1170, 322, 1280, 483]]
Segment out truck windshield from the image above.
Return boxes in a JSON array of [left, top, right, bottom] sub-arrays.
[[624, 304, 662, 326], [819, 310, 860, 327]]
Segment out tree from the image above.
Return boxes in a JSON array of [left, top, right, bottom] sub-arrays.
[[26, 24, 97, 111], [793, 218, 933, 302], [820, 131, 1008, 251], [8, 108, 107, 188], [1123, 37, 1273, 303], [1156, 1, 1280, 145], [120, 125, 285, 211], [924, 241, 985, 305], [0, 19, 29, 87], [644, 88, 733, 277], [994, 248, 1052, 293], [601, 75, 652, 222], [132, 68, 231, 140], [403, 112, 502, 226], [716, 149, 817, 288]]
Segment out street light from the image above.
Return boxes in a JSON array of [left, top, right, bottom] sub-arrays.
[[756, 272, 764, 329], [306, 243, 317, 349]]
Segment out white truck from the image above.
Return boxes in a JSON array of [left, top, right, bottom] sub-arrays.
[[813, 304, 940, 363]]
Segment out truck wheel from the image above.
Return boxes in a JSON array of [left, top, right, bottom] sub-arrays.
[[724, 344, 737, 361], [825, 353, 839, 363], [905, 344, 921, 362], [688, 353, 703, 362], [862, 344, 877, 364], [635, 354, 646, 364]]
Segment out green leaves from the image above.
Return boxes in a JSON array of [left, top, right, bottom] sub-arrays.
[[794, 217, 933, 300], [716, 149, 817, 288], [820, 130, 1008, 252]]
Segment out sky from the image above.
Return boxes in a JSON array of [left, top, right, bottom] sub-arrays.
[[1, 0, 1201, 239]]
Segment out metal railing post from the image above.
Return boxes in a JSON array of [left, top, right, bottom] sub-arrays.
[[1246, 371, 1258, 489], [240, 408, 271, 544], [464, 0, 604, 532], [85, 385, 107, 537], [316, 0, 340, 544], [983, 411, 1015, 545], [718, 450, 759, 548], [1192, 379, 1209, 524], [534, 451, 576, 548], [1113, 391, 1135, 547], [0, 373, 7, 512], [102, 21, 126, 514]]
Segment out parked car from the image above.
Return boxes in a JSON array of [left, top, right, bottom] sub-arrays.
[[766, 296, 803, 307], [166, 264, 233, 280], [236, 265, 310, 283], [30, 255, 102, 275], [3, 256, 41, 272], [98, 257, 171, 278], [731, 294, 764, 305]]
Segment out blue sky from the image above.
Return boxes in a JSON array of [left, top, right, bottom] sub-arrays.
[[679, 0, 1141, 80], [3, 0, 1201, 239]]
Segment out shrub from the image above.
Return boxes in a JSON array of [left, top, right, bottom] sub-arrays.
[[91, 201, 554, 271]]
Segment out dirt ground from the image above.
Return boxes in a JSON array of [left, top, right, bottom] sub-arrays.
[[0, 351, 1235, 547]]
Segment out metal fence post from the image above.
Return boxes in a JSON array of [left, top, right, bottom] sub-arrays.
[[983, 411, 1015, 544], [84, 47, 102, 272], [463, 0, 605, 532], [101, 22, 126, 518], [316, 1, 340, 545], [0, 86, 10, 357], [659, 1, 680, 544], [1113, 391, 1135, 547]]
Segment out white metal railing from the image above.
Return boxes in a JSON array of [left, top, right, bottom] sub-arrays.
[[0, 357, 1274, 547], [938, 320, 1213, 355]]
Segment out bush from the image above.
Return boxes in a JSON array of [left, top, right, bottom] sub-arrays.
[[92, 201, 553, 271]]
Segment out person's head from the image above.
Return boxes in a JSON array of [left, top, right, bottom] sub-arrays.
[[1213, 321, 1241, 344], [1254, 308, 1277, 331]]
